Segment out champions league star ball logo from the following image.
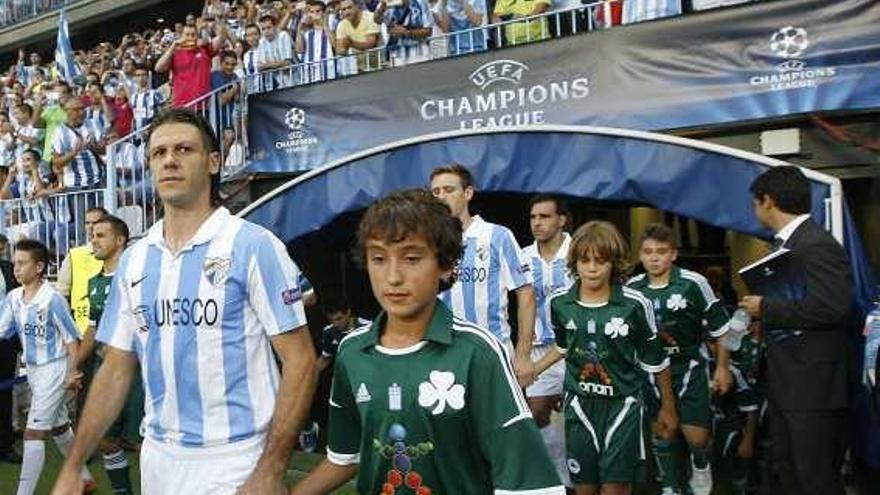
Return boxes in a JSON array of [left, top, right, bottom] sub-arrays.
[[284, 107, 306, 131], [770, 26, 809, 59]]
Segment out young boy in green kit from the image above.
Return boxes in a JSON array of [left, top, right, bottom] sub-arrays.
[[533, 220, 679, 495], [290, 189, 564, 495], [626, 223, 733, 495]]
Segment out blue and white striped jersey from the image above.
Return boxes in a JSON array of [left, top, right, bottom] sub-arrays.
[[622, 0, 682, 24], [299, 29, 336, 83], [52, 122, 104, 188], [257, 31, 295, 68], [523, 233, 574, 346], [439, 215, 531, 342], [96, 207, 308, 447], [239, 49, 263, 94], [132, 89, 165, 131], [84, 107, 112, 134], [0, 283, 80, 366]]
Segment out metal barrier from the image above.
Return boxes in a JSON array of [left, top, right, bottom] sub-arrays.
[[0, 0, 81, 28], [241, 2, 616, 93], [4, 1, 620, 257], [0, 187, 103, 277]]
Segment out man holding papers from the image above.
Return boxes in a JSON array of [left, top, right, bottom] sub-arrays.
[[738, 166, 853, 495]]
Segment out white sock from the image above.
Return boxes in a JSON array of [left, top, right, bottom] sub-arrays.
[[53, 428, 94, 482], [17, 440, 45, 495]]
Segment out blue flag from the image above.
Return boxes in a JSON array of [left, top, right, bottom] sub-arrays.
[[55, 9, 81, 82]]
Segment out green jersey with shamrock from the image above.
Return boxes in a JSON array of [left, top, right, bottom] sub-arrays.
[[327, 303, 564, 495], [88, 271, 114, 327], [550, 283, 669, 400], [627, 266, 730, 365]]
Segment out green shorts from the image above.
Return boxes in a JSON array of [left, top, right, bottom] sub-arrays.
[[646, 357, 712, 429], [564, 394, 646, 485]]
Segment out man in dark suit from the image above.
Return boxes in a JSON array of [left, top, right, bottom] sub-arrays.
[[739, 166, 853, 495], [0, 237, 21, 463]]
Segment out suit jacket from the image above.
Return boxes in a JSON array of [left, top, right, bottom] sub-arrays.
[[761, 220, 853, 411]]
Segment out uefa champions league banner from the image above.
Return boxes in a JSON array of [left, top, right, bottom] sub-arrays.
[[246, 0, 880, 173]]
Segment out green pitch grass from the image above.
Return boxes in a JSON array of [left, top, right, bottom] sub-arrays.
[[0, 446, 357, 494]]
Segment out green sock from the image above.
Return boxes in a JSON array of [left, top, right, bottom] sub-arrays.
[[653, 437, 681, 489], [103, 450, 133, 495], [691, 446, 711, 470]]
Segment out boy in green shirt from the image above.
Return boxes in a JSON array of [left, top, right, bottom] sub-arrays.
[[626, 223, 733, 495], [533, 221, 678, 495], [291, 189, 564, 495]]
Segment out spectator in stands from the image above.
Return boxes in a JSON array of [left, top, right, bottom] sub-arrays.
[[296, 0, 337, 83], [445, 0, 487, 55], [240, 24, 264, 92], [118, 56, 139, 97], [35, 81, 72, 162], [211, 51, 241, 133], [128, 64, 166, 132], [427, 0, 451, 58], [16, 50, 47, 89], [257, 13, 296, 89], [336, 0, 382, 73], [0, 113, 15, 170], [51, 97, 106, 189], [492, 0, 551, 46], [375, 0, 434, 66], [155, 21, 229, 107], [12, 104, 43, 164], [83, 83, 114, 133], [222, 128, 246, 176]]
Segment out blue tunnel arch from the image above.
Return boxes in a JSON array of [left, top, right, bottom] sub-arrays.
[[239, 125, 877, 462]]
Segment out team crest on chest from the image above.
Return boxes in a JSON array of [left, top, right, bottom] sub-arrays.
[[203, 257, 232, 286], [666, 293, 688, 311], [604, 317, 629, 339], [418, 370, 465, 415], [475, 245, 488, 262]]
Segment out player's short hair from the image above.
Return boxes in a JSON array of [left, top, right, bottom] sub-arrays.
[[86, 206, 108, 218], [14, 239, 49, 276], [749, 166, 811, 215], [430, 163, 475, 191], [528, 194, 570, 227], [148, 108, 221, 206], [95, 215, 130, 243], [258, 14, 277, 24], [568, 221, 631, 283], [323, 298, 351, 316], [639, 223, 676, 249], [356, 189, 463, 292]]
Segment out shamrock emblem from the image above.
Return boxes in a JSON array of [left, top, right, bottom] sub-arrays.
[[604, 317, 629, 339], [666, 293, 688, 311], [418, 371, 465, 415]]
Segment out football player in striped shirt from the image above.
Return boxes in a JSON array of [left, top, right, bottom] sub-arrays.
[[533, 221, 678, 495], [51, 109, 317, 495], [430, 163, 537, 387], [291, 189, 564, 494], [522, 194, 574, 486], [626, 224, 733, 495], [0, 240, 95, 495]]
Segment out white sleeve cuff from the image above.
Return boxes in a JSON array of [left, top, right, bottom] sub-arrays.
[[495, 487, 567, 494], [326, 448, 360, 466], [639, 357, 670, 373], [709, 322, 730, 338]]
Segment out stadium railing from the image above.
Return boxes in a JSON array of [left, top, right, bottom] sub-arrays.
[[0, 1, 618, 272], [0, 0, 83, 28]]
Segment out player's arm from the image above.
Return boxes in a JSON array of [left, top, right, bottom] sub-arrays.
[[697, 280, 733, 393], [535, 295, 566, 375], [500, 229, 536, 385], [239, 234, 318, 493], [51, 294, 83, 389], [74, 324, 98, 371], [712, 341, 733, 395], [242, 329, 316, 492], [51, 348, 138, 495]]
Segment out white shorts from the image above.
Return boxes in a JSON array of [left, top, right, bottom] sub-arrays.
[[26, 358, 70, 431], [526, 343, 565, 398], [141, 434, 265, 495]]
